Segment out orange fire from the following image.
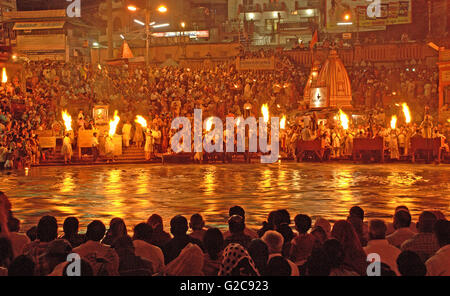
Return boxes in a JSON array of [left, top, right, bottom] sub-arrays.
[[1, 68, 7, 83], [109, 110, 120, 137], [135, 115, 148, 129], [390, 115, 397, 129], [339, 109, 349, 130], [402, 103, 411, 124], [62, 110, 72, 131], [261, 104, 269, 123], [280, 115, 286, 129]]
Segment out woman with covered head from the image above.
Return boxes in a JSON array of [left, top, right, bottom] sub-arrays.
[[218, 243, 260, 276], [162, 243, 204, 276], [331, 220, 368, 276]]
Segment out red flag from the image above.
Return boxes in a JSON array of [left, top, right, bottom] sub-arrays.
[[310, 30, 318, 49]]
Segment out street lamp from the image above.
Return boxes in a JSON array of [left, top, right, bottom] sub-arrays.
[[128, 2, 168, 66]]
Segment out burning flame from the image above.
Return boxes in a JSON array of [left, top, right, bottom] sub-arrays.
[[62, 110, 72, 131], [236, 117, 241, 126], [402, 103, 411, 124], [135, 115, 148, 129], [339, 109, 349, 130], [280, 115, 286, 129], [206, 117, 213, 131], [1, 68, 7, 83], [261, 104, 269, 123], [109, 110, 120, 137], [391, 115, 397, 129]]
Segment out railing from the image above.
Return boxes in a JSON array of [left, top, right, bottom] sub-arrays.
[[284, 42, 437, 67]]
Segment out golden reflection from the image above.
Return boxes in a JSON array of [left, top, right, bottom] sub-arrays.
[[136, 172, 149, 195], [292, 169, 300, 189], [387, 172, 422, 187], [105, 169, 124, 217], [334, 170, 354, 202], [203, 168, 216, 195], [259, 168, 272, 190], [277, 167, 288, 190], [60, 172, 75, 193]]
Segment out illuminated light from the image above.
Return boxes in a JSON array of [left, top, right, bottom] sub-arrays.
[[93, 42, 99, 47], [181, 22, 185, 28], [135, 115, 148, 129], [98, 64, 102, 70], [339, 109, 349, 130], [1, 68, 7, 83], [306, 9, 314, 16], [62, 110, 72, 131], [337, 22, 353, 26], [127, 5, 137, 11], [277, 104, 281, 108], [248, 13, 255, 20], [236, 117, 241, 126], [120, 34, 125, 40], [206, 117, 213, 131], [152, 23, 170, 28], [234, 84, 238, 89], [280, 115, 286, 129], [390, 115, 397, 129], [344, 14, 351, 20], [149, 21, 156, 26], [12, 54, 17, 60], [134, 19, 145, 26], [402, 103, 411, 124], [261, 104, 269, 123], [109, 110, 120, 137], [392, 91, 397, 95], [312, 71, 317, 77], [157, 5, 167, 13]]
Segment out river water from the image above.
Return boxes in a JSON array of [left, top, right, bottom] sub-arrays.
[[1, 163, 449, 232]]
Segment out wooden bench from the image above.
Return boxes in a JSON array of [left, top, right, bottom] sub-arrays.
[[352, 137, 385, 162], [410, 137, 443, 163], [296, 139, 325, 162]]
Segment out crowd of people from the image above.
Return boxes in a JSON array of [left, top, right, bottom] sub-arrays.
[[0, 192, 448, 276], [0, 53, 448, 168]]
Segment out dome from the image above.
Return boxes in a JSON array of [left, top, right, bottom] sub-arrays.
[[316, 50, 352, 108]]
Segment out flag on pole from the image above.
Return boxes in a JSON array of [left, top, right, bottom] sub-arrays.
[[310, 30, 318, 49]]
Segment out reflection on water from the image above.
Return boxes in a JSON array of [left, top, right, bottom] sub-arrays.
[[1, 163, 449, 232]]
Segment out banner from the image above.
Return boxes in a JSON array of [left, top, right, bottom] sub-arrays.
[[236, 57, 275, 71], [326, 0, 412, 31], [78, 130, 95, 148]]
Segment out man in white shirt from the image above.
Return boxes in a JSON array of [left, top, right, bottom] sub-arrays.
[[72, 220, 119, 276], [425, 220, 450, 276], [7, 217, 30, 258], [387, 210, 415, 248], [262, 230, 299, 276], [364, 220, 401, 275], [132, 223, 165, 274]]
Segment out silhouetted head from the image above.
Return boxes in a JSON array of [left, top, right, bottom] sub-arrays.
[[265, 256, 291, 276], [86, 220, 106, 242], [248, 239, 268, 275], [229, 206, 246, 222], [133, 222, 153, 243], [433, 220, 450, 248], [203, 228, 224, 261], [349, 206, 364, 221], [228, 215, 245, 234], [417, 211, 437, 233], [170, 215, 188, 237], [8, 255, 35, 276], [294, 214, 311, 234], [261, 230, 283, 254], [147, 214, 164, 232], [63, 217, 79, 237], [189, 214, 205, 231], [369, 219, 387, 240], [37, 215, 58, 242], [393, 210, 412, 229], [396, 250, 426, 276]]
